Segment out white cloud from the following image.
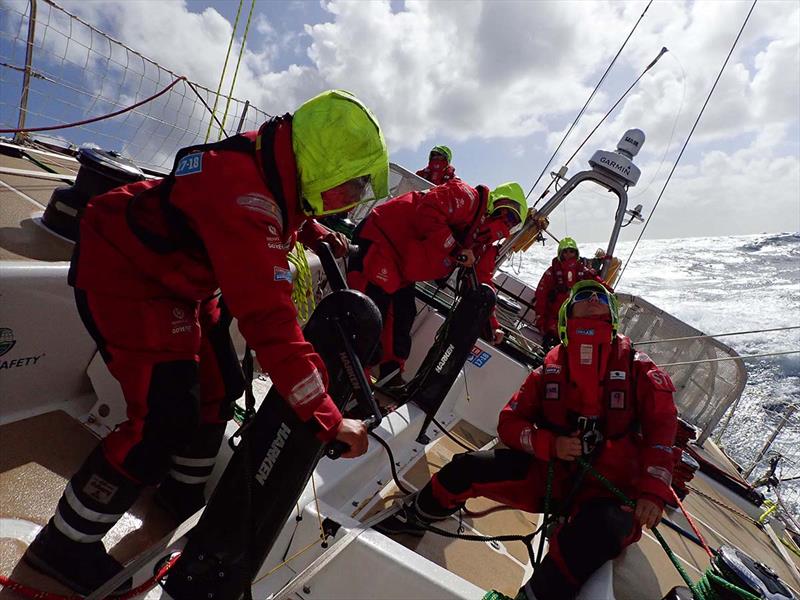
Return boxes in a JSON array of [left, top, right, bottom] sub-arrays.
[[19, 0, 799, 237]]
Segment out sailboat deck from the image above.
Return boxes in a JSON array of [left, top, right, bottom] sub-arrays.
[[0, 411, 176, 597], [365, 418, 800, 599], [1, 143, 798, 599], [0, 147, 77, 263]]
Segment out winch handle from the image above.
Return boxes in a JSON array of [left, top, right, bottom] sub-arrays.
[[315, 242, 383, 459], [316, 241, 348, 291], [326, 415, 380, 460]]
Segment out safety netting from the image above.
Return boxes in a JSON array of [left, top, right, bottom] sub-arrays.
[[616, 293, 747, 443]]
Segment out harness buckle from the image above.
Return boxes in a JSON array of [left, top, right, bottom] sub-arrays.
[[576, 415, 604, 456]]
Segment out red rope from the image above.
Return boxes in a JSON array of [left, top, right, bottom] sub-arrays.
[[0, 77, 186, 134], [671, 487, 714, 558], [0, 551, 180, 600]]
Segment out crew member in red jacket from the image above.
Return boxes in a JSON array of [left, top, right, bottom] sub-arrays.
[[347, 181, 527, 382], [416, 144, 456, 185], [23, 90, 389, 594], [376, 281, 678, 600], [535, 237, 607, 351]]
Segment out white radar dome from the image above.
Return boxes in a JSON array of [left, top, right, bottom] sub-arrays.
[[617, 129, 645, 158]]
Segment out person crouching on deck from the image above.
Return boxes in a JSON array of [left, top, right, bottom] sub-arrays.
[[347, 181, 527, 384], [23, 90, 387, 595], [375, 281, 678, 600]]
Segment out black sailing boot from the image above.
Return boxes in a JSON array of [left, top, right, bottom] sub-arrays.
[[23, 446, 141, 595], [378, 360, 405, 387], [154, 423, 225, 523]]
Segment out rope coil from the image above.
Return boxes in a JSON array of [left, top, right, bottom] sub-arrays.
[[287, 242, 316, 321]]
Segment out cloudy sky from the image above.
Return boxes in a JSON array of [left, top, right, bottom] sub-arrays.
[[9, 0, 800, 242]]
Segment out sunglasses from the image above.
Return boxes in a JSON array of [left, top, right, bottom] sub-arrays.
[[572, 290, 610, 305]]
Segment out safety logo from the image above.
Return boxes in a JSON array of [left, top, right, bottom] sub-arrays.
[[0, 328, 15, 357]]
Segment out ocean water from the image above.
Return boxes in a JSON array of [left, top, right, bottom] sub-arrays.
[[506, 232, 800, 519]]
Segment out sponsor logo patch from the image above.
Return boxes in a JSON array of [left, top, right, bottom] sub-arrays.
[[609, 391, 625, 409], [83, 474, 117, 504], [467, 346, 492, 368], [576, 328, 595, 336], [610, 371, 626, 380], [545, 365, 561, 375], [545, 382, 559, 400], [580, 343, 593, 365], [647, 369, 675, 391], [175, 153, 203, 176], [273, 267, 293, 283], [443, 235, 455, 249]]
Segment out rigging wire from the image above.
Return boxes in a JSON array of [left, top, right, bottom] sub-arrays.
[[629, 52, 687, 201], [526, 0, 653, 201], [659, 349, 799, 368], [204, 0, 244, 142], [531, 46, 669, 210], [615, 0, 759, 286], [634, 325, 800, 345], [218, 0, 257, 140]]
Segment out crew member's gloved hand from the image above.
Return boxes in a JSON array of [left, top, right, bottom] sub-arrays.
[[627, 497, 662, 529], [334, 418, 369, 458], [319, 231, 350, 258], [492, 328, 505, 346], [555, 431, 582, 461], [455, 248, 476, 267]]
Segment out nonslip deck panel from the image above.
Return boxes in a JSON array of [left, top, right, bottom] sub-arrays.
[[0, 411, 176, 596], [0, 153, 73, 262], [364, 421, 533, 597]]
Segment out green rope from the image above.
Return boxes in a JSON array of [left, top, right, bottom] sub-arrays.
[[218, 0, 256, 140], [481, 591, 515, 600], [204, 0, 244, 142], [534, 460, 555, 568], [287, 242, 315, 322]]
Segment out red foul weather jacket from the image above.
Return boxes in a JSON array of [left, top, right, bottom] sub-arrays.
[[497, 336, 678, 509], [356, 179, 500, 326], [69, 116, 342, 440], [534, 257, 607, 336], [416, 164, 456, 186]]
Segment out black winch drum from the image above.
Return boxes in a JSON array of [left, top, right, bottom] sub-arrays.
[[41, 148, 144, 241], [712, 545, 795, 599]]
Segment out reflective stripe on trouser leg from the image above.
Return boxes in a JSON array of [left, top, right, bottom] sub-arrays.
[[52, 446, 141, 544], [164, 423, 226, 486]]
